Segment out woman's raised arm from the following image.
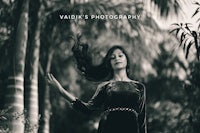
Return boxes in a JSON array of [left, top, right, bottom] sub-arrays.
[[46, 73, 76, 102]]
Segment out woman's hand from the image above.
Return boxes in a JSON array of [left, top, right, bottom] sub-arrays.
[[46, 73, 62, 92], [46, 73, 76, 102]]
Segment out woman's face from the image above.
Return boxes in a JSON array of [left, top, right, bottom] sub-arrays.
[[110, 49, 127, 71]]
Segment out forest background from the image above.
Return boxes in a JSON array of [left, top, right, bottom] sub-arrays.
[[0, 0, 200, 133]]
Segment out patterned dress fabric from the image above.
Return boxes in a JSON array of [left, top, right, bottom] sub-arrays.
[[72, 81, 147, 133]]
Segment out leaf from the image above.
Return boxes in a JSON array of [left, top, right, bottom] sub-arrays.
[[192, 7, 199, 17], [185, 42, 193, 59], [185, 23, 192, 26], [169, 27, 180, 34], [181, 37, 191, 52], [193, 2, 200, 6], [175, 29, 180, 36], [191, 31, 198, 38], [185, 23, 192, 33], [198, 24, 200, 31], [182, 38, 189, 50], [192, 31, 199, 60], [171, 23, 180, 27], [180, 32, 186, 46], [196, 18, 200, 23], [183, 41, 186, 50], [197, 47, 200, 61]]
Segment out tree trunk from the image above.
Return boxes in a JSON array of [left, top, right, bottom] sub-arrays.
[[38, 50, 54, 133], [4, 0, 30, 133], [24, 2, 44, 133]]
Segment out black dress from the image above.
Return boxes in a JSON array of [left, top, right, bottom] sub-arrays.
[[71, 81, 147, 133]]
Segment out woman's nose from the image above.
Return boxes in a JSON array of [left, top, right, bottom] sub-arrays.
[[115, 56, 120, 61]]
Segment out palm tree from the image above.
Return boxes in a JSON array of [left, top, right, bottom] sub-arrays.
[[24, 0, 44, 132], [4, 0, 30, 133]]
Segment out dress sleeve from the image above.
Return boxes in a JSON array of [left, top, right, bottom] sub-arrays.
[[138, 83, 147, 133], [71, 82, 108, 114]]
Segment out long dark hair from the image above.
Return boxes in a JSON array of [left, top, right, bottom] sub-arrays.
[[72, 44, 131, 82]]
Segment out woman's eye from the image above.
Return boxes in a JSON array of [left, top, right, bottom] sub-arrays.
[[110, 56, 115, 60], [119, 54, 123, 57]]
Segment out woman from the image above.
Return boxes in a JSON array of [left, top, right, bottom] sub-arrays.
[[47, 45, 147, 133]]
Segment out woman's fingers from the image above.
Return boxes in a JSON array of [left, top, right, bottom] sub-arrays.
[[48, 73, 53, 81], [46, 73, 54, 85], [50, 74, 60, 86], [50, 74, 57, 83], [46, 76, 49, 82], [50, 74, 55, 81], [46, 73, 59, 86], [45, 74, 50, 81]]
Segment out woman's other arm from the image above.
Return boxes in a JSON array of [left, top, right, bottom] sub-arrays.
[[138, 83, 147, 133], [71, 82, 109, 114]]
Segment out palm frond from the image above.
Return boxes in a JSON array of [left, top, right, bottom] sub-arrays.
[[171, 23, 180, 26], [150, 0, 182, 17], [185, 41, 193, 59], [196, 18, 200, 24], [191, 1, 200, 32], [193, 1, 200, 6], [192, 7, 200, 18], [170, 23, 200, 60], [191, 31, 200, 60], [169, 28, 179, 34]]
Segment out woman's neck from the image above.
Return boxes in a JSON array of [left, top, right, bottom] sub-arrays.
[[112, 69, 130, 81]]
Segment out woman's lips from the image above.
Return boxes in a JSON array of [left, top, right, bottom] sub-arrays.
[[115, 62, 122, 64]]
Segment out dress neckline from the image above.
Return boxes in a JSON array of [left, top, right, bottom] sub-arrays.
[[106, 80, 139, 84]]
